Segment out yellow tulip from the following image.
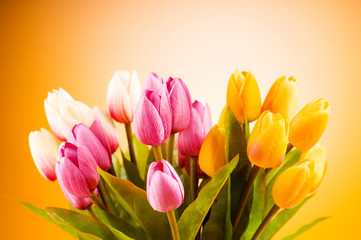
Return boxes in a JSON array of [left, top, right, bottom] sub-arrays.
[[289, 98, 330, 152], [299, 144, 327, 193], [262, 76, 298, 120], [226, 69, 262, 124], [199, 124, 227, 177], [218, 105, 228, 126], [247, 111, 289, 168], [272, 160, 315, 208]]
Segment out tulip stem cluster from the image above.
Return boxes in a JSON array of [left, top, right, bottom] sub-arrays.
[[251, 204, 280, 240], [90, 193, 105, 210], [190, 156, 199, 201], [153, 145, 164, 162], [166, 210, 180, 240], [167, 134, 175, 164], [98, 177, 116, 214], [87, 208, 98, 220], [125, 123, 137, 165]]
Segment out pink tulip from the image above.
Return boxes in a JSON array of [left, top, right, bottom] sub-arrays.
[[143, 72, 165, 93], [29, 128, 60, 181], [66, 120, 112, 170], [56, 142, 99, 198], [166, 77, 192, 133], [178, 100, 212, 156], [133, 87, 172, 146], [147, 160, 184, 212], [59, 182, 94, 210], [93, 106, 119, 153]]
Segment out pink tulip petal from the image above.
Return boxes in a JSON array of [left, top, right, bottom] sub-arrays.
[[77, 145, 100, 191], [162, 160, 184, 199], [59, 183, 93, 210], [90, 120, 112, 158], [143, 72, 164, 93], [202, 103, 212, 136], [159, 86, 172, 143]]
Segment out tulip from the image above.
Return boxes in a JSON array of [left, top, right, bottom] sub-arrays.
[[107, 70, 142, 124], [289, 98, 330, 152], [218, 105, 228, 126], [143, 72, 165, 93], [29, 128, 60, 181], [178, 100, 212, 157], [147, 160, 184, 212], [93, 106, 119, 153], [299, 144, 327, 193], [166, 77, 192, 133], [272, 160, 315, 208], [58, 182, 94, 210], [247, 111, 289, 168], [226, 70, 262, 124], [262, 76, 298, 120], [56, 142, 99, 198], [133, 87, 172, 146], [44, 88, 95, 141], [199, 124, 227, 177], [66, 120, 112, 171]]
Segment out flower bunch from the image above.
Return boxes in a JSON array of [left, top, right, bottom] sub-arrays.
[[26, 69, 330, 240]]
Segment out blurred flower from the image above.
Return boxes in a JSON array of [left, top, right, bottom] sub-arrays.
[[199, 124, 227, 177], [44, 88, 95, 141], [247, 111, 289, 168], [272, 160, 315, 208], [262, 76, 298, 120], [166, 77, 192, 133], [29, 128, 60, 181], [147, 160, 184, 212], [93, 106, 119, 153], [289, 98, 330, 151], [143, 72, 165, 93], [178, 100, 212, 156], [133, 87, 172, 146], [56, 142, 99, 198], [226, 70, 261, 124], [107, 70, 142, 124]]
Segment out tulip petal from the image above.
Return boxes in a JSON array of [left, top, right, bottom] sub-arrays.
[[59, 183, 93, 210], [129, 71, 142, 114], [143, 72, 164, 93], [159, 86, 172, 143], [90, 120, 112, 158], [76, 145, 100, 191]]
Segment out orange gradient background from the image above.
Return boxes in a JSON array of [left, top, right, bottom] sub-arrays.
[[1, 0, 360, 239]]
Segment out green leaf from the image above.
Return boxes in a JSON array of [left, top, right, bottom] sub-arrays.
[[281, 216, 330, 240], [133, 137, 150, 180], [112, 154, 123, 178], [178, 156, 239, 240], [46, 207, 118, 240], [76, 231, 103, 240], [98, 169, 172, 240], [121, 151, 145, 189], [174, 166, 191, 220], [18, 201, 76, 237]]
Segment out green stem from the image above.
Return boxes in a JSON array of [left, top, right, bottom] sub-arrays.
[[166, 210, 180, 240], [87, 207, 98, 219], [98, 177, 116, 214], [90, 193, 105, 210], [190, 156, 198, 201], [251, 204, 280, 240], [125, 123, 137, 165], [153, 145, 163, 161], [232, 165, 260, 233], [167, 133, 175, 164]]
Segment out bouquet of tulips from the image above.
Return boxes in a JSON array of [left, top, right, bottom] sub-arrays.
[[26, 69, 330, 240]]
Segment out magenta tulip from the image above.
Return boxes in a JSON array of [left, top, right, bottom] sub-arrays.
[[147, 160, 184, 212], [66, 120, 111, 170], [56, 142, 99, 198], [166, 77, 192, 133], [178, 100, 212, 156], [133, 87, 172, 146], [59, 182, 94, 210], [143, 72, 165, 93]]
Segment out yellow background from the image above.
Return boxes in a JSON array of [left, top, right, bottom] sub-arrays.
[[1, 0, 360, 239]]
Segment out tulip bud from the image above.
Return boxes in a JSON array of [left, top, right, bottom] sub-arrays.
[[218, 105, 228, 126], [299, 144, 327, 193], [93, 106, 119, 153], [58, 181, 94, 210], [272, 160, 315, 208], [247, 111, 289, 168], [262, 76, 298, 120], [289, 98, 330, 152], [133, 87, 172, 146], [226, 70, 262, 124], [178, 100, 212, 157], [66, 120, 112, 170], [147, 160, 184, 212], [107, 70, 142, 124], [56, 142, 100, 198], [44, 88, 95, 141], [29, 129, 60, 181], [166, 77, 192, 133], [143, 72, 165, 93], [199, 124, 227, 177]]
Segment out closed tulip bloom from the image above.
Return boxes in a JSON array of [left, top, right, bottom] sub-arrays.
[[178, 100, 212, 157], [29, 128, 60, 181], [133, 87, 172, 146], [272, 160, 315, 208], [226, 70, 262, 124], [93, 106, 119, 153], [143, 72, 165, 93], [58, 181, 94, 210], [166, 77, 192, 133], [107, 70, 142, 124], [199, 124, 227, 177], [147, 160, 184, 212], [289, 98, 330, 152], [44, 88, 95, 141], [247, 111, 289, 168], [66, 120, 112, 170], [262, 76, 298, 120], [56, 142, 99, 198], [218, 105, 228, 126]]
